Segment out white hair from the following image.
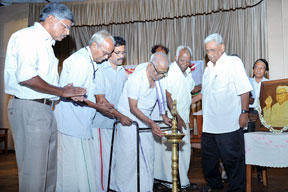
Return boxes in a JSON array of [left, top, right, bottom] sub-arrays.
[[89, 30, 115, 46], [175, 45, 192, 61], [204, 33, 223, 45]]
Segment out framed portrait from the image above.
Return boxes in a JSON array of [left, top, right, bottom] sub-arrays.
[[257, 78, 288, 131]]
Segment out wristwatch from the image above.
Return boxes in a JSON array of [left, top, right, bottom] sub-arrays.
[[241, 109, 249, 114]]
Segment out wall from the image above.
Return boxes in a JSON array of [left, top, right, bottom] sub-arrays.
[[0, 3, 29, 149], [267, 0, 288, 80]]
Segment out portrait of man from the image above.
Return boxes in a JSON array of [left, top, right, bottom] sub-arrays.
[[259, 79, 288, 128], [263, 85, 288, 127]]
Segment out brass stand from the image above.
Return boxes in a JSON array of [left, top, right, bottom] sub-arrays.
[[164, 100, 185, 192]]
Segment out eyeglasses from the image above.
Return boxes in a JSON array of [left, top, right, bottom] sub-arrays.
[[99, 46, 112, 57], [57, 19, 71, 31], [254, 66, 266, 71], [113, 51, 126, 56], [151, 62, 168, 77]]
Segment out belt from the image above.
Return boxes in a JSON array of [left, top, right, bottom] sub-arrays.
[[13, 96, 55, 107]]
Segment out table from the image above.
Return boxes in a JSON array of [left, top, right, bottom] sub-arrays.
[[244, 131, 288, 192]]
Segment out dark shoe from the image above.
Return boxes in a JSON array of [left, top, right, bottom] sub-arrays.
[[202, 185, 213, 192], [182, 183, 198, 190], [202, 185, 223, 192]]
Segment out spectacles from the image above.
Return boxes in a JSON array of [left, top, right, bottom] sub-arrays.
[[113, 51, 126, 55], [254, 66, 266, 71], [99, 46, 112, 57], [151, 62, 168, 77], [57, 19, 71, 31]]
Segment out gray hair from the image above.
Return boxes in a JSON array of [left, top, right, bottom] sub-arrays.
[[276, 85, 288, 93], [204, 33, 223, 45], [89, 30, 115, 46], [175, 45, 192, 61], [39, 2, 74, 24]]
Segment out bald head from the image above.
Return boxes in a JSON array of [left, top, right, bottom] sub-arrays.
[[150, 52, 169, 70], [148, 52, 169, 81]]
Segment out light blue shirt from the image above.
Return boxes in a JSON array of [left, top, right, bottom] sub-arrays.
[[249, 77, 268, 108], [55, 46, 97, 138], [92, 61, 127, 129]]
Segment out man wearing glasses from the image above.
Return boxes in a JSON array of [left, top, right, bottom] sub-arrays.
[[4, 3, 87, 192], [154, 46, 198, 190], [263, 85, 288, 127], [54, 30, 115, 191], [114, 52, 171, 192], [92, 36, 133, 191]]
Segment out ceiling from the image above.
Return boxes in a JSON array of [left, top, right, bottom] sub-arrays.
[[0, 0, 85, 6]]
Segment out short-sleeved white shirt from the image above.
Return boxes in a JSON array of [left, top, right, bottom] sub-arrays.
[[54, 46, 97, 138], [117, 64, 158, 128], [162, 61, 195, 123], [249, 77, 268, 108], [202, 53, 253, 134], [4, 22, 59, 100], [92, 61, 127, 129]]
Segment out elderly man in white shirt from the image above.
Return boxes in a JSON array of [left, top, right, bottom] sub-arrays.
[[4, 3, 86, 192], [193, 33, 252, 192], [114, 52, 171, 192], [154, 46, 198, 190], [54, 30, 115, 192]]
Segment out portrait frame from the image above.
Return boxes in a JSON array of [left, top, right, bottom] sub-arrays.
[[256, 78, 288, 132]]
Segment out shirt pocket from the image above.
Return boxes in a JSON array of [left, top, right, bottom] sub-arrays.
[[211, 74, 233, 94]]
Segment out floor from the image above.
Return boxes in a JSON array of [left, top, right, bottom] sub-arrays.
[[1, 150, 288, 192]]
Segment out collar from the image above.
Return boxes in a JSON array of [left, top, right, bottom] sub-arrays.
[[102, 60, 124, 72], [34, 22, 55, 46], [172, 61, 192, 76], [207, 52, 227, 71]]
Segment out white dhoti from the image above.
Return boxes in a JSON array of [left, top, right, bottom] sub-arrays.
[[92, 128, 117, 191], [56, 132, 97, 192], [114, 124, 154, 192], [154, 123, 191, 187]]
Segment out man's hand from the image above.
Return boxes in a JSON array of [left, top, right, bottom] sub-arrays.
[[96, 102, 115, 118], [119, 115, 133, 126], [71, 96, 86, 102], [151, 121, 162, 137], [177, 115, 186, 132], [239, 113, 248, 128], [62, 83, 87, 98], [162, 114, 172, 126]]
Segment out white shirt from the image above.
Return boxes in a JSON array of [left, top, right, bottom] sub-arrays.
[[117, 64, 158, 128], [4, 22, 59, 100], [92, 61, 127, 129], [162, 61, 195, 123], [54, 46, 97, 138], [249, 77, 268, 108], [202, 53, 253, 134]]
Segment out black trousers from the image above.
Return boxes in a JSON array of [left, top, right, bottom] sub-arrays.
[[201, 129, 246, 192]]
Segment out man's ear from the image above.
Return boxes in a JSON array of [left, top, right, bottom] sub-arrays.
[[220, 44, 225, 53], [47, 15, 55, 24]]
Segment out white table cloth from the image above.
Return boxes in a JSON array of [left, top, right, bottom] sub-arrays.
[[245, 131, 288, 168]]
